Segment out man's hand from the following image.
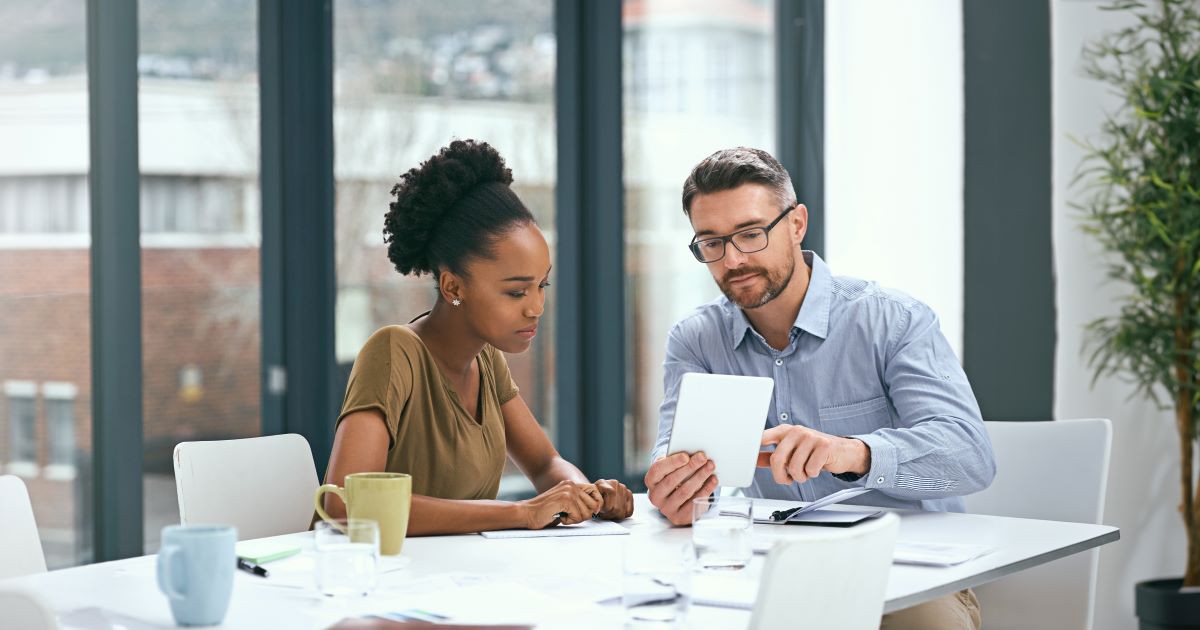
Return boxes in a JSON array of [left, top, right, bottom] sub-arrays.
[[644, 452, 719, 526], [757, 425, 871, 485], [594, 478, 634, 520]]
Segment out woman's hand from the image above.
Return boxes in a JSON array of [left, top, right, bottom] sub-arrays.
[[594, 479, 634, 521], [516, 480, 603, 529]]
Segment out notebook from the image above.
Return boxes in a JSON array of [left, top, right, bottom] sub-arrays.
[[479, 519, 630, 539], [751, 488, 880, 526], [235, 539, 302, 564]]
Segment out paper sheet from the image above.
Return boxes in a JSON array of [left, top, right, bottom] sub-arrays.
[[691, 572, 758, 610], [361, 579, 608, 624], [478, 519, 630, 539], [892, 541, 994, 566]]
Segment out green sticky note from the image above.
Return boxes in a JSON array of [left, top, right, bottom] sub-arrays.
[[235, 540, 302, 564]]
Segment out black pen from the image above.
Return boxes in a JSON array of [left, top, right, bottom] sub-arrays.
[[236, 557, 269, 578], [770, 506, 803, 522]]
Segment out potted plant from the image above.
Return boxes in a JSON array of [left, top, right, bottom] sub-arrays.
[[1077, 0, 1200, 627]]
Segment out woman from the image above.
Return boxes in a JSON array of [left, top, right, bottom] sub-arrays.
[[322, 139, 634, 535]]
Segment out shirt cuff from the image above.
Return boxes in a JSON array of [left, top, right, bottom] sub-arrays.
[[852, 432, 898, 490]]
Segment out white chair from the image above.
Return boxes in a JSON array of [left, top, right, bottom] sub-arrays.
[[964, 418, 1112, 630], [0, 475, 48, 580], [174, 433, 320, 540], [750, 511, 900, 630], [0, 589, 58, 629]]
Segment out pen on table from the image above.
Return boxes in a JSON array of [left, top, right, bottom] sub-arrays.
[[770, 506, 803, 522], [236, 557, 269, 578], [552, 511, 600, 524]]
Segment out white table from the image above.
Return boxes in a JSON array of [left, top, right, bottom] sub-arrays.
[[2, 495, 1118, 629]]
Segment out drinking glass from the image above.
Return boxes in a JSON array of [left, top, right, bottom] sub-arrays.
[[621, 538, 693, 627], [691, 496, 752, 570], [314, 518, 380, 597]]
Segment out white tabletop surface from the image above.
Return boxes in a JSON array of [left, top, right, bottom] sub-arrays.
[[1, 494, 1119, 629]]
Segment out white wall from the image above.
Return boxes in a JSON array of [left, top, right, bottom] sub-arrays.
[[825, 0, 965, 357], [1052, 3, 1186, 629]]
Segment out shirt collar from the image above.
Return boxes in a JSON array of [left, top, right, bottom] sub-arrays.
[[725, 250, 832, 349]]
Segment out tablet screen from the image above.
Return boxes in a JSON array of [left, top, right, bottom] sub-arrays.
[[667, 373, 774, 489]]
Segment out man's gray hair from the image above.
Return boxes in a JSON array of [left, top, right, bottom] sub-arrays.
[[681, 147, 797, 215]]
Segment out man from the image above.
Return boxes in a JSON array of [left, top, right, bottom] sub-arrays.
[[645, 147, 995, 629]]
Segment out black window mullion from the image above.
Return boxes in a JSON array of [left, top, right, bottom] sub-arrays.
[[777, 0, 824, 255], [87, 0, 144, 562], [257, 0, 337, 474], [555, 0, 625, 482]]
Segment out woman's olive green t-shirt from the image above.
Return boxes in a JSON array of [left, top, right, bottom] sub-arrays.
[[336, 325, 519, 500]]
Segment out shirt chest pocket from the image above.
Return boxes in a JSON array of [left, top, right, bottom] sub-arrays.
[[818, 395, 892, 437]]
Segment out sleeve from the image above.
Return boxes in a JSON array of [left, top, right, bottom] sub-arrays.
[[336, 328, 413, 450], [488, 346, 521, 406], [851, 303, 997, 500], [652, 320, 711, 463]]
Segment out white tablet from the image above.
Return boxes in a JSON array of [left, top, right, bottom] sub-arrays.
[[666, 372, 775, 489]]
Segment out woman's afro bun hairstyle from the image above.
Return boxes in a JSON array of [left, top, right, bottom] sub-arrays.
[[384, 139, 531, 277]]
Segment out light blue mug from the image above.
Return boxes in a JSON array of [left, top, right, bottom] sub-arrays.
[[157, 524, 237, 626]]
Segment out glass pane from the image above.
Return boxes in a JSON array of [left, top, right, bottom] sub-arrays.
[[825, 1, 964, 356], [623, 0, 777, 477], [334, 1, 556, 498], [8, 391, 37, 465], [0, 0, 93, 568], [138, 0, 261, 553], [47, 393, 76, 467]]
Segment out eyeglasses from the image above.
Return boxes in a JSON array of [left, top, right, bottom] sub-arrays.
[[688, 206, 794, 263]]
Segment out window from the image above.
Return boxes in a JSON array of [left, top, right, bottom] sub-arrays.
[[0, 176, 89, 235], [622, 0, 777, 476], [824, 1, 964, 355], [139, 0, 262, 553], [4, 381, 38, 475], [43, 381, 77, 479], [334, 0, 556, 498], [141, 176, 258, 243], [0, 0, 93, 568]]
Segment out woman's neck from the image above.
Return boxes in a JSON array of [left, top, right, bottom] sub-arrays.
[[408, 302, 485, 379]]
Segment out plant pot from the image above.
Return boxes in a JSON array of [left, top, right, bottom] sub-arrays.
[[1137, 578, 1200, 629]]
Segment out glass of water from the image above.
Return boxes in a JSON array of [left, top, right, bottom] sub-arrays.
[[314, 518, 379, 597], [691, 496, 752, 570], [622, 538, 693, 627]]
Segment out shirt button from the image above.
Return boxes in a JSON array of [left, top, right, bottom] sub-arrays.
[[780, 412, 789, 421], [775, 359, 783, 366], [876, 476, 885, 484]]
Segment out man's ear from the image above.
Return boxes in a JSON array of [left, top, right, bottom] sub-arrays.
[[791, 203, 809, 246]]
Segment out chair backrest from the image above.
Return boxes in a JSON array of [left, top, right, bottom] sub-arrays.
[[0, 589, 58, 629], [750, 512, 899, 630], [174, 433, 319, 540], [0, 475, 47, 579], [963, 418, 1112, 630]]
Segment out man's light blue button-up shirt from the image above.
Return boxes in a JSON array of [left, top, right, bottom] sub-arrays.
[[653, 251, 996, 512]]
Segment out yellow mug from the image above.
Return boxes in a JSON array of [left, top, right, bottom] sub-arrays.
[[314, 472, 412, 555]]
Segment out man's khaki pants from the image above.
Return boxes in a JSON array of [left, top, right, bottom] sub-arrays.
[[879, 589, 981, 630]]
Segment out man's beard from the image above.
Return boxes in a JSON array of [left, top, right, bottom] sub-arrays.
[[717, 249, 796, 309]]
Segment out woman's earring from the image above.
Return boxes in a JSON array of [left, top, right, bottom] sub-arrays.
[[451, 298, 462, 306]]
